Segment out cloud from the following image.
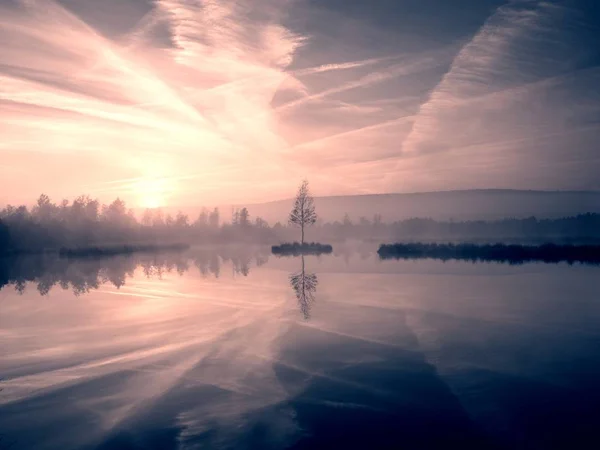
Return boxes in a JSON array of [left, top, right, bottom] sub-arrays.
[[378, 0, 600, 191], [291, 54, 403, 76], [400, 1, 552, 155], [290, 115, 415, 152], [275, 53, 443, 113], [1, 0, 599, 206], [0, 0, 308, 205], [398, 1, 600, 153]]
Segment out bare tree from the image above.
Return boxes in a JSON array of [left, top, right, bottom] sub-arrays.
[[289, 180, 317, 245]]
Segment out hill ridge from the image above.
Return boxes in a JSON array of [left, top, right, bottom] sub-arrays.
[[224, 189, 600, 224]]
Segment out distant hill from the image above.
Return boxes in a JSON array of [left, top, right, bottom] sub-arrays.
[[231, 190, 600, 224]]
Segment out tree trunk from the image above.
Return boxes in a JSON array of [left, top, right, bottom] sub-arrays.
[[301, 224, 304, 245]]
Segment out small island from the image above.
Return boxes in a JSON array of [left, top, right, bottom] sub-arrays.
[[272, 242, 333, 256], [271, 180, 333, 256], [377, 242, 600, 265]]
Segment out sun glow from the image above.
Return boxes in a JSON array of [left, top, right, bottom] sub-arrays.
[[135, 178, 170, 209]]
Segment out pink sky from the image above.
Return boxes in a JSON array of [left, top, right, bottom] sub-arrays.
[[1, 0, 599, 211]]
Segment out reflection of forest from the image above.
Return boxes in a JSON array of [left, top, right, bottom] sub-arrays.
[[0, 247, 271, 296], [289, 255, 318, 319]]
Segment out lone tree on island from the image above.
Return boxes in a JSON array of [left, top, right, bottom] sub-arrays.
[[289, 180, 317, 245]]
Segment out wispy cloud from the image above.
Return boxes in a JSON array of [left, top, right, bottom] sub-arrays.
[[377, 0, 600, 191], [275, 54, 443, 114], [1, 0, 598, 206], [0, 0, 308, 206], [400, 1, 552, 155], [291, 54, 403, 76], [291, 115, 415, 151]]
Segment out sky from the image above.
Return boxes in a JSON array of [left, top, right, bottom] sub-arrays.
[[1, 0, 599, 210]]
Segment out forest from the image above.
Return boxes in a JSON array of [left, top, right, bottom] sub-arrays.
[[1, 194, 599, 255]]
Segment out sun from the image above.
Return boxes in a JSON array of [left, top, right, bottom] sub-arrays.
[[135, 178, 169, 209], [140, 194, 163, 209]]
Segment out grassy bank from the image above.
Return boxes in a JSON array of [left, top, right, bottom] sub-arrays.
[[58, 243, 190, 258], [1, 243, 190, 259]]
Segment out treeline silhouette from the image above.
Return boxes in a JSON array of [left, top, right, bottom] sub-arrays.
[[378, 243, 600, 265], [0, 246, 271, 295], [384, 215, 600, 243], [309, 214, 600, 243], [0, 195, 277, 254], [1, 194, 600, 255]]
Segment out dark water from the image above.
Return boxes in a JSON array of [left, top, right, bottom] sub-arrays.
[[1, 246, 599, 450]]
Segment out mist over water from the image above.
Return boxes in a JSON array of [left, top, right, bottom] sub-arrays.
[[1, 247, 599, 449]]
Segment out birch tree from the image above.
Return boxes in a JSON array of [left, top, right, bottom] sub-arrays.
[[289, 180, 317, 244]]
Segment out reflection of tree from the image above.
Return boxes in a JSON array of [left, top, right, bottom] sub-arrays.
[[289, 255, 318, 319], [223, 247, 267, 277], [0, 252, 192, 296], [231, 254, 251, 277], [0, 254, 186, 297], [192, 249, 220, 278], [256, 253, 269, 267], [197, 246, 271, 278], [0, 247, 272, 296]]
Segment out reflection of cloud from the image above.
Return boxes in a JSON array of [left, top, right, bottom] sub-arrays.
[[0, 247, 298, 448]]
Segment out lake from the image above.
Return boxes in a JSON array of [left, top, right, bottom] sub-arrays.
[[1, 246, 599, 449]]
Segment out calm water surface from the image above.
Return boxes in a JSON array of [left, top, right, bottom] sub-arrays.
[[1, 247, 599, 449]]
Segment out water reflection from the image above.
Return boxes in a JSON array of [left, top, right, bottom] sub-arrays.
[[0, 246, 271, 296], [1, 246, 320, 320], [1, 250, 599, 449], [289, 256, 318, 319]]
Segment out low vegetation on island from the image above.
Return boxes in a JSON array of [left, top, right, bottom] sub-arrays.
[[272, 242, 333, 256], [377, 242, 600, 265]]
